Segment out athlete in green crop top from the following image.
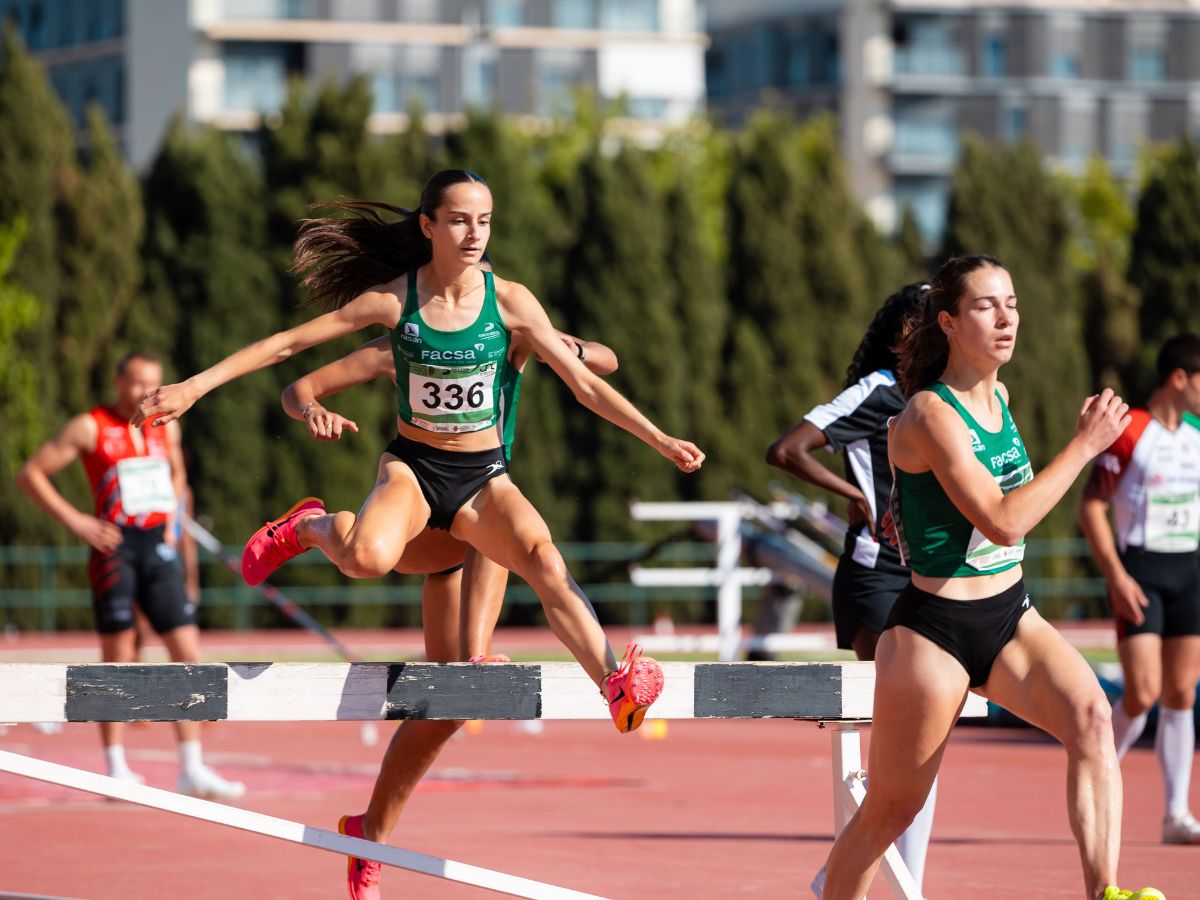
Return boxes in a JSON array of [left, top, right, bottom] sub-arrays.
[[280, 323, 618, 661], [135, 170, 703, 899], [821, 256, 1160, 900]]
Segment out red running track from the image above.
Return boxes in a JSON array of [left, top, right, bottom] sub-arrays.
[[0, 714, 1195, 898]]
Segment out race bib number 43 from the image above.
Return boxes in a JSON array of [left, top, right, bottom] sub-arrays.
[[116, 457, 176, 516], [408, 362, 497, 434], [1145, 488, 1200, 552]]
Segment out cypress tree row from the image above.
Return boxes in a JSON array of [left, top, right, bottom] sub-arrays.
[[557, 142, 686, 542], [257, 79, 402, 540], [0, 26, 83, 545], [1129, 139, 1200, 393], [140, 121, 280, 545], [57, 108, 145, 410], [1069, 156, 1140, 394]]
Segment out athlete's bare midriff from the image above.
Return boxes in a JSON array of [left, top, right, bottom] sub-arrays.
[[911, 564, 1024, 601], [395, 418, 505, 453]]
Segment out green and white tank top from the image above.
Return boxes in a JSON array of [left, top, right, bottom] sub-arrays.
[[892, 383, 1033, 578], [390, 269, 511, 435]]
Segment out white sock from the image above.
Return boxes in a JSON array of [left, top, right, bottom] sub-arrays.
[[105, 744, 131, 776], [1111, 700, 1148, 761], [179, 739, 204, 774], [1155, 706, 1195, 818], [895, 776, 937, 890]]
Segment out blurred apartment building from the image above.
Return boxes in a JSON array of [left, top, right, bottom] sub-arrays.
[[706, 0, 1200, 240], [5, 0, 706, 169]]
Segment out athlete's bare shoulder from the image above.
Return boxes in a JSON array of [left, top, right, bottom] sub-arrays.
[[492, 273, 536, 305], [493, 276, 543, 330], [348, 274, 407, 328], [54, 412, 99, 453], [996, 380, 1011, 404]]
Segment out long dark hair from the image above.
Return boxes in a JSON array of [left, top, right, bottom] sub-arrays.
[[291, 169, 489, 311], [895, 254, 1005, 397], [843, 282, 931, 389]]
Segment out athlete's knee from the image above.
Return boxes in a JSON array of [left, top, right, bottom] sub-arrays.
[[860, 790, 926, 842], [1124, 678, 1161, 715], [1066, 690, 1114, 758], [522, 541, 568, 591], [1160, 681, 1196, 711], [340, 538, 400, 579]]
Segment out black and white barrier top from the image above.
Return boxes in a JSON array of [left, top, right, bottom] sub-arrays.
[[0, 662, 989, 723]]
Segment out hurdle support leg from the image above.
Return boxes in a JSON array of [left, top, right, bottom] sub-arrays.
[[826, 722, 922, 900]]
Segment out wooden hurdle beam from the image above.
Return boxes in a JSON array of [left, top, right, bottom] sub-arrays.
[[0, 661, 987, 724], [0, 663, 986, 899]]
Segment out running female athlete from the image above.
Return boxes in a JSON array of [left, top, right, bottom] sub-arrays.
[[766, 282, 935, 891], [282, 327, 617, 661], [819, 255, 1160, 900], [134, 169, 702, 899], [1079, 333, 1200, 845]]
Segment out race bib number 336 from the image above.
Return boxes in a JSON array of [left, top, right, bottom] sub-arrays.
[[408, 362, 497, 433]]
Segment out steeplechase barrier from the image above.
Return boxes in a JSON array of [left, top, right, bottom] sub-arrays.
[[0, 662, 987, 898]]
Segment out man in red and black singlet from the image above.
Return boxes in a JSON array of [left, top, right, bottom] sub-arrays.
[[16, 352, 244, 799], [1079, 333, 1200, 845]]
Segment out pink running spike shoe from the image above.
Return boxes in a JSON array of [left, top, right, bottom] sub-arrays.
[[338, 813, 381, 900], [468, 654, 512, 663], [603, 643, 664, 734], [241, 497, 325, 586]]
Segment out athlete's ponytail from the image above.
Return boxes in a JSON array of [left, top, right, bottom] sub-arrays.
[[843, 282, 930, 389], [895, 254, 1004, 397], [292, 169, 489, 311]]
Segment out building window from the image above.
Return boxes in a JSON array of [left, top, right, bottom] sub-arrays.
[[1107, 98, 1146, 163], [224, 0, 314, 18], [981, 33, 1005, 77], [893, 99, 959, 161], [600, 0, 657, 32], [461, 43, 496, 108], [554, 0, 595, 29], [1001, 102, 1027, 141], [892, 16, 965, 77], [113, 58, 124, 124], [1049, 51, 1079, 78], [488, 0, 524, 27], [536, 47, 587, 116], [1060, 99, 1095, 161], [401, 0, 437, 22], [625, 96, 668, 119], [1129, 47, 1164, 82], [1046, 13, 1082, 79], [892, 180, 948, 245], [333, 0, 382, 21], [26, 0, 46, 49], [223, 43, 292, 113]]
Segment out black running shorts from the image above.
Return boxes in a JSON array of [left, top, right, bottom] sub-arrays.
[[87, 525, 196, 635], [1116, 547, 1200, 640], [884, 578, 1032, 688], [384, 435, 509, 531]]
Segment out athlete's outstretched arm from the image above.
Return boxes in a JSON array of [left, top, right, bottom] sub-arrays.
[[15, 414, 122, 553], [899, 388, 1130, 546], [133, 288, 403, 428], [498, 279, 703, 473], [280, 336, 396, 440]]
